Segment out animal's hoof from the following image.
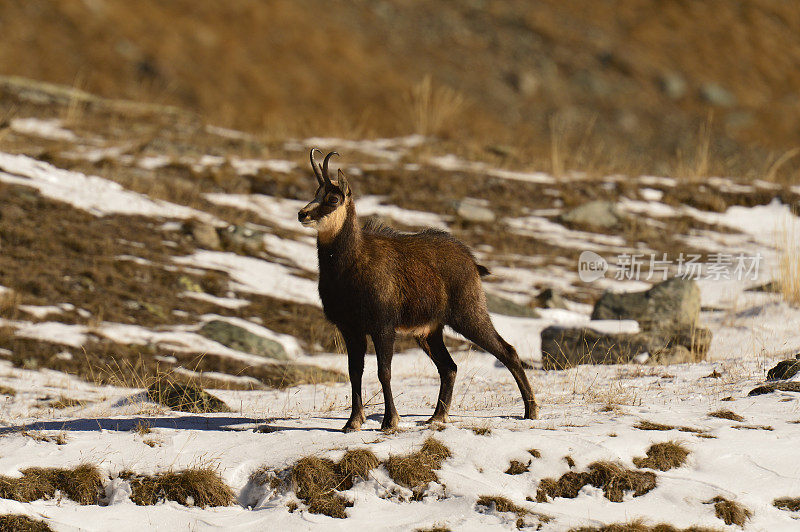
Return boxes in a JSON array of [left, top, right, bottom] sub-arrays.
[[342, 415, 365, 433], [524, 405, 540, 420], [380, 416, 400, 431], [426, 414, 449, 424]]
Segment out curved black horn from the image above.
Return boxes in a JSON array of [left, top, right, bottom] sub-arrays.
[[309, 148, 324, 185], [322, 151, 339, 184]]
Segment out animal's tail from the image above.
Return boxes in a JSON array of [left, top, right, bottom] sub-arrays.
[[477, 264, 491, 277]]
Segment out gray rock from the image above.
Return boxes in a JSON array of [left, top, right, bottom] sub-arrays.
[[659, 72, 687, 99], [767, 357, 800, 381], [485, 293, 539, 318], [649, 345, 693, 365], [186, 220, 221, 250], [540, 327, 651, 370], [749, 382, 800, 396], [198, 319, 289, 360], [559, 200, 621, 229], [540, 325, 711, 370], [591, 277, 700, 334], [455, 198, 495, 224], [534, 288, 568, 310], [218, 224, 265, 255], [700, 83, 736, 107]]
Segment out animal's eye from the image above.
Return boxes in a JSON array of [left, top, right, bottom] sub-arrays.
[[327, 195, 340, 205]]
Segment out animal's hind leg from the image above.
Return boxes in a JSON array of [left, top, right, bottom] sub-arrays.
[[452, 315, 538, 419], [416, 328, 457, 424]]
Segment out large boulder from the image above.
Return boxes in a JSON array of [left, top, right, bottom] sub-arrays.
[[540, 324, 712, 370], [591, 277, 700, 334], [485, 293, 539, 318], [198, 320, 289, 360], [767, 356, 800, 381]]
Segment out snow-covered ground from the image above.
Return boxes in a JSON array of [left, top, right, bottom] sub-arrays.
[[1, 119, 800, 530]]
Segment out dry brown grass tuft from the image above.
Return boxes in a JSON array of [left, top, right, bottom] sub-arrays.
[[527, 449, 541, 459], [632, 441, 690, 471], [122, 468, 234, 508], [505, 460, 530, 475], [0, 514, 53, 532], [0, 385, 15, 396], [708, 409, 744, 422], [133, 420, 153, 435], [0, 464, 102, 504], [706, 496, 751, 527], [147, 378, 230, 413], [774, 497, 800, 512], [336, 449, 381, 488], [570, 519, 720, 531], [291, 457, 350, 519], [468, 425, 492, 436], [287, 448, 380, 518], [407, 75, 466, 138], [385, 437, 451, 497], [415, 526, 451, 532], [537, 461, 656, 503], [564, 456, 576, 468], [777, 222, 800, 306], [634, 420, 705, 434], [47, 396, 81, 409]]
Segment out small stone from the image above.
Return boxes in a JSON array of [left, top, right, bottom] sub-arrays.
[[659, 72, 687, 99], [559, 200, 621, 229], [700, 83, 736, 107], [454, 198, 495, 224], [533, 288, 568, 310], [218, 224, 265, 255], [185, 220, 221, 250]]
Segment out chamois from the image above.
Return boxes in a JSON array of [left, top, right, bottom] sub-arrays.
[[298, 149, 538, 431]]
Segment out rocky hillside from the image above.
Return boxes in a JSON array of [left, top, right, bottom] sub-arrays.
[[2, 1, 800, 179]]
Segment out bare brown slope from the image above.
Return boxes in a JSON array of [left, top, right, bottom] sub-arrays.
[[1, 1, 799, 178]]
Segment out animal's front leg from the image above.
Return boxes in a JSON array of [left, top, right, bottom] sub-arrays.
[[342, 331, 367, 432], [373, 329, 399, 430]]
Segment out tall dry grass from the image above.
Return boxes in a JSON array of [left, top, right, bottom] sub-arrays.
[[406, 76, 466, 138]]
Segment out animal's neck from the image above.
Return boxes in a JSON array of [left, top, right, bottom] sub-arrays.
[[317, 201, 361, 271]]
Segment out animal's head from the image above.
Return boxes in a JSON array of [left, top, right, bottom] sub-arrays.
[[298, 149, 352, 238]]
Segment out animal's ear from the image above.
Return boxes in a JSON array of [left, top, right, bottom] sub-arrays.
[[337, 169, 351, 197]]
